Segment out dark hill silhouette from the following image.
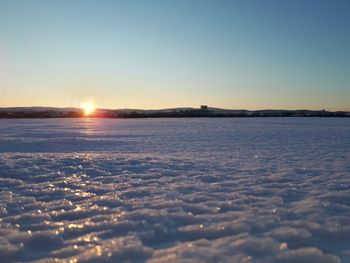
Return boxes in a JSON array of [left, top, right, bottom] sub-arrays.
[[0, 107, 349, 118]]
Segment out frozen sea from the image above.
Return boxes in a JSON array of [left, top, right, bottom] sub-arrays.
[[0, 118, 350, 263]]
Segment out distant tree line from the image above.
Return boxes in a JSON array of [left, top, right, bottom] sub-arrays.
[[0, 109, 349, 119], [0, 111, 82, 118]]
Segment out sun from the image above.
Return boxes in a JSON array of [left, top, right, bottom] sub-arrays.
[[80, 102, 95, 116]]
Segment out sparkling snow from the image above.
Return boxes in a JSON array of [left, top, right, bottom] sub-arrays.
[[0, 118, 350, 262]]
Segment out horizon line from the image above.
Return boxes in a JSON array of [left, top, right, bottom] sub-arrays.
[[0, 106, 349, 113]]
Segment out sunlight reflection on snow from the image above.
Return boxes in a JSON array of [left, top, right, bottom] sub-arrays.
[[0, 118, 349, 262]]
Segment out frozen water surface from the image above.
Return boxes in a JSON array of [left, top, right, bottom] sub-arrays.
[[0, 118, 350, 262]]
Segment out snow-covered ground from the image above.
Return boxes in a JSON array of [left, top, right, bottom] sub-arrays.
[[0, 118, 350, 262]]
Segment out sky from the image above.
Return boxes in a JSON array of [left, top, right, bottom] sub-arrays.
[[0, 0, 349, 110]]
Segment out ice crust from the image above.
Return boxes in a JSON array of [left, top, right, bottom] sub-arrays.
[[0, 118, 350, 262]]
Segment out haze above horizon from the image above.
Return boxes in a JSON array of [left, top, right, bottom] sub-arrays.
[[0, 0, 349, 111]]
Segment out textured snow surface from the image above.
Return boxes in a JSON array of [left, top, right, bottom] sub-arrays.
[[0, 118, 350, 263]]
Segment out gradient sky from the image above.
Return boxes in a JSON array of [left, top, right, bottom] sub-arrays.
[[0, 0, 349, 110]]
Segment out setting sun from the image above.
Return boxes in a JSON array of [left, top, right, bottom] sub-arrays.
[[80, 102, 95, 116]]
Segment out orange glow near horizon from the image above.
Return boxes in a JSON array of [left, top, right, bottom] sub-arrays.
[[80, 102, 95, 116]]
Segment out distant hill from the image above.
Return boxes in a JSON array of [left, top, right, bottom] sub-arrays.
[[0, 107, 349, 118], [0, 107, 76, 112]]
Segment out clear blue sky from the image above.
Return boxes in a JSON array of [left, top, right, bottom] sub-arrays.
[[0, 0, 349, 110]]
